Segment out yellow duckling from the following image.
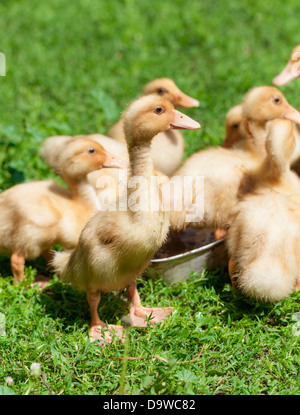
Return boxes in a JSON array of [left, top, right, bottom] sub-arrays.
[[0, 138, 123, 283], [51, 95, 200, 346], [222, 84, 300, 169], [40, 133, 128, 172], [170, 86, 300, 233], [40, 133, 131, 211], [107, 78, 199, 176], [227, 119, 300, 302]]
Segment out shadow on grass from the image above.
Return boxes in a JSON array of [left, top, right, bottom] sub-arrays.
[[0, 253, 129, 330], [207, 268, 276, 313], [170, 266, 279, 324], [39, 279, 129, 330]]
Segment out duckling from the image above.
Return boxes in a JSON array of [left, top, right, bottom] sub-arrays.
[[226, 119, 300, 302], [0, 137, 123, 283], [40, 133, 128, 172], [51, 95, 200, 346], [170, 86, 300, 233], [222, 104, 246, 149], [107, 78, 200, 176], [40, 133, 169, 211], [272, 45, 300, 173], [272, 45, 300, 87], [40, 133, 130, 210], [221, 91, 300, 169]]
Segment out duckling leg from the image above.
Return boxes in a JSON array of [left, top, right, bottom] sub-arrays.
[[228, 257, 238, 288], [127, 282, 173, 327], [31, 250, 53, 289], [11, 252, 25, 283], [87, 290, 125, 346]]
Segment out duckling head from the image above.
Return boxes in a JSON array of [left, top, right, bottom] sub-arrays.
[[122, 95, 201, 146], [56, 138, 126, 180], [222, 104, 245, 148], [273, 45, 300, 86], [143, 78, 199, 108], [242, 86, 300, 125]]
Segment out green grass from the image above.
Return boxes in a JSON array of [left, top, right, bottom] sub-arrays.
[[0, 0, 300, 396]]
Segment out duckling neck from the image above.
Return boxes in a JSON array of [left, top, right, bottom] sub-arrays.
[[265, 147, 291, 183], [245, 120, 267, 158], [262, 157, 288, 183], [64, 176, 100, 210], [128, 141, 153, 179], [127, 140, 165, 219]]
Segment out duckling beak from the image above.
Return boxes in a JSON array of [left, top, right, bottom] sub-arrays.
[[283, 105, 300, 125], [175, 92, 200, 108], [273, 60, 300, 86], [102, 152, 128, 169], [170, 109, 201, 130]]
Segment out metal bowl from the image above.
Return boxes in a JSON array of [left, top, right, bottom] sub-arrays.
[[146, 230, 228, 285]]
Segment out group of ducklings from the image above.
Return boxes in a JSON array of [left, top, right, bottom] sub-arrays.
[[1, 46, 300, 345]]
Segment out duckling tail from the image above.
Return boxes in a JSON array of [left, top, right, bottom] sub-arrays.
[[50, 250, 72, 277], [237, 261, 295, 303]]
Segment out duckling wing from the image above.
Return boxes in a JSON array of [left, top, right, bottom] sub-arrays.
[[0, 181, 62, 229]]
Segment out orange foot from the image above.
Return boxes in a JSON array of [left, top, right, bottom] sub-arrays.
[[214, 228, 227, 240], [295, 282, 300, 291], [129, 306, 174, 327], [30, 275, 51, 290], [89, 324, 125, 347]]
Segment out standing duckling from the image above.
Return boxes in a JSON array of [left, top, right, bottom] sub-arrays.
[[227, 119, 300, 302], [170, 86, 300, 233], [0, 138, 123, 283], [51, 95, 200, 346], [107, 78, 200, 176]]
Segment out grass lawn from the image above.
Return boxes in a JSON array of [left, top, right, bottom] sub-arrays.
[[0, 0, 300, 396]]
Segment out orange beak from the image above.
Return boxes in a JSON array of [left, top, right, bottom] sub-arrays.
[[102, 151, 128, 168], [283, 105, 300, 125], [175, 92, 200, 108], [170, 109, 201, 130], [273, 60, 300, 86]]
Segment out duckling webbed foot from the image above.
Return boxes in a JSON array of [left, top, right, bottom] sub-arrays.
[[30, 274, 51, 290], [87, 289, 125, 346], [129, 305, 174, 327], [127, 282, 173, 327], [89, 324, 125, 346]]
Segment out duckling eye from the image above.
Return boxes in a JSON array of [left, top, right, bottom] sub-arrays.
[[274, 97, 281, 104], [88, 148, 95, 153], [155, 107, 164, 114], [157, 88, 166, 95], [232, 123, 239, 128]]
